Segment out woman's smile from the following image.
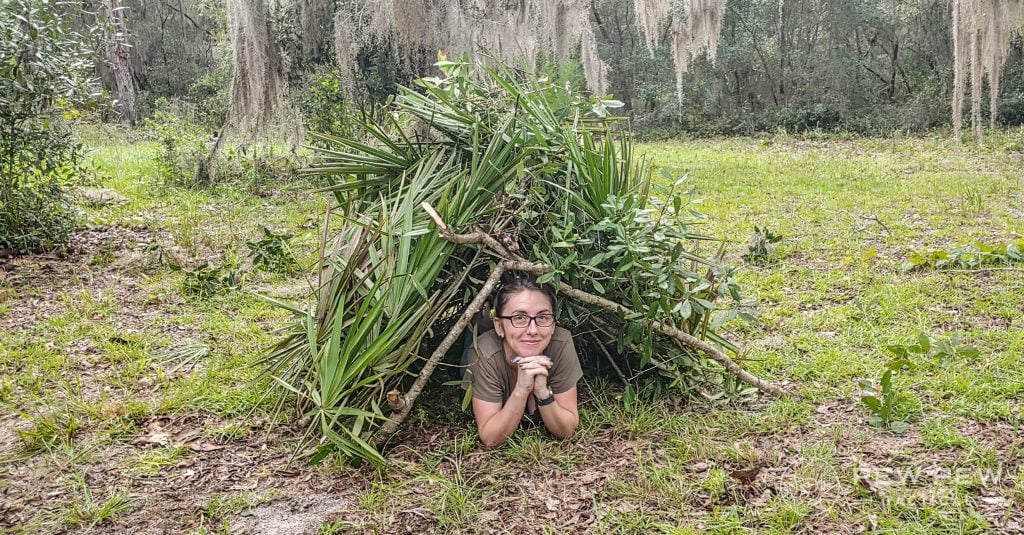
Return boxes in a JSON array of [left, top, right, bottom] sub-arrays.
[[494, 289, 555, 360]]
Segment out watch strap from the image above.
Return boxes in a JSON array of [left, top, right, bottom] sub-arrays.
[[537, 389, 555, 406]]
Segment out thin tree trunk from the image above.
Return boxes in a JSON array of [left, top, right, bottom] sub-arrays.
[[952, 0, 964, 142], [105, 0, 138, 126], [777, 0, 786, 106], [970, 27, 983, 144]]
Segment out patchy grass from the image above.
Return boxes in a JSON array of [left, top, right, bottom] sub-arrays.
[[1, 129, 1022, 533]]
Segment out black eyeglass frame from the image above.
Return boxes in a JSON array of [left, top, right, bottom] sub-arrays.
[[496, 313, 556, 329]]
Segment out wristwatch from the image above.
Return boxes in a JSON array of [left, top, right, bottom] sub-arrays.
[[537, 388, 555, 406]]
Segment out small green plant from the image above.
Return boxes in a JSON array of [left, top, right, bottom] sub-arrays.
[[885, 332, 979, 369], [148, 111, 209, 188], [743, 225, 783, 264], [155, 341, 211, 373], [0, 376, 12, 402], [902, 238, 1023, 271], [859, 357, 911, 433], [960, 185, 985, 217], [62, 487, 136, 528], [202, 491, 260, 520], [1012, 466, 1024, 503], [219, 145, 297, 190], [245, 226, 296, 273], [88, 244, 118, 267], [180, 262, 242, 298], [700, 467, 730, 502], [139, 240, 183, 272], [17, 406, 81, 453], [120, 446, 189, 477]]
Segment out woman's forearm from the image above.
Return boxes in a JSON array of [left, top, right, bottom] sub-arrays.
[[538, 397, 579, 439], [477, 390, 529, 448]]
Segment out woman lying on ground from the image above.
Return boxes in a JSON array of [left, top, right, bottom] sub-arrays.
[[465, 272, 583, 448]]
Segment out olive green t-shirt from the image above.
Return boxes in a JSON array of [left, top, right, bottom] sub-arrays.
[[467, 327, 583, 404]]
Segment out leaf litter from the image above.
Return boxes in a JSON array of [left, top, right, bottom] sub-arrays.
[[1, 207, 1022, 532]]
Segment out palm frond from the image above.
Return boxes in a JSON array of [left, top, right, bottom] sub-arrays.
[[266, 56, 752, 464]]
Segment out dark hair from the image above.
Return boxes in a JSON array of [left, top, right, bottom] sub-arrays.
[[493, 271, 556, 316]]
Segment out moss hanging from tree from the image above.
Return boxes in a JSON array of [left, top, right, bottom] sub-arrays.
[[198, 0, 299, 184], [951, 0, 1024, 143], [224, 0, 293, 138], [298, 0, 331, 57], [330, 0, 726, 101]]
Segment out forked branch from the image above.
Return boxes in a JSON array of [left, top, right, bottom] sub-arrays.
[[422, 203, 790, 398]]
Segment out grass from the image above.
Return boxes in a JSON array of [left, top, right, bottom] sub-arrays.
[[62, 488, 137, 528], [1, 127, 1022, 532]]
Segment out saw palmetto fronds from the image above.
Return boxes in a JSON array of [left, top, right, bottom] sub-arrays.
[[265, 57, 761, 464]]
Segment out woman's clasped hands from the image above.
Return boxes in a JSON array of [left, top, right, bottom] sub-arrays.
[[512, 355, 553, 398]]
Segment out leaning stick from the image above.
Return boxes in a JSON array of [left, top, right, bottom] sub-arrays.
[[371, 262, 507, 445], [422, 203, 789, 398]]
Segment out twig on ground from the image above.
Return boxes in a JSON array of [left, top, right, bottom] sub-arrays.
[[938, 267, 1024, 273], [856, 214, 890, 235], [823, 207, 890, 235]]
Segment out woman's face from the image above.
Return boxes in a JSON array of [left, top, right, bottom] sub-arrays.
[[494, 289, 555, 361]]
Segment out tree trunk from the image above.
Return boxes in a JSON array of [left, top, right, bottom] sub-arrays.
[[952, 0, 964, 142], [777, 0, 786, 105], [225, 0, 291, 138], [105, 0, 138, 126], [970, 27, 982, 144], [298, 0, 332, 57]]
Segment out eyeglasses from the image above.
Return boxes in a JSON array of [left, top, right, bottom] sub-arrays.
[[497, 313, 555, 328]]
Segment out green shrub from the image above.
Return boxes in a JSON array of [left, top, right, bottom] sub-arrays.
[[147, 111, 209, 188], [301, 68, 357, 140], [246, 226, 297, 273], [0, 150, 80, 252], [147, 109, 299, 189], [180, 261, 242, 299], [219, 145, 299, 190], [186, 61, 230, 130], [997, 91, 1024, 126], [774, 104, 843, 133], [0, 0, 97, 253]]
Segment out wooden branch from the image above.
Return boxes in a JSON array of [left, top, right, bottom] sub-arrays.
[[422, 203, 514, 258], [558, 281, 787, 396], [371, 262, 507, 445], [159, 0, 216, 38], [589, 332, 628, 384], [421, 203, 790, 398]]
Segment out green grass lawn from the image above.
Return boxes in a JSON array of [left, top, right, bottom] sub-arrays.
[[1, 128, 1022, 533]]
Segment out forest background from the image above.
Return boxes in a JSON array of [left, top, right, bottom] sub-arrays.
[[3, 0, 1024, 532], [82, 0, 1024, 138]]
